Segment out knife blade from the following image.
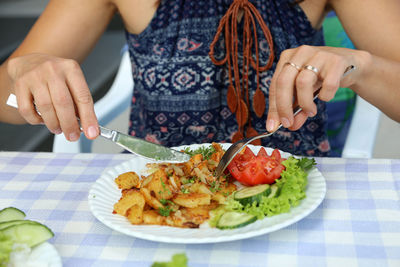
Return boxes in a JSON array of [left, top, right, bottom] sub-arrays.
[[98, 125, 190, 162], [6, 93, 190, 163]]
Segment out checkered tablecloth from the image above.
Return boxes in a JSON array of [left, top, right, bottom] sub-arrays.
[[0, 152, 399, 267]]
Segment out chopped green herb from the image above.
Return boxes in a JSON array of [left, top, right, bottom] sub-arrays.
[[160, 178, 171, 194], [209, 181, 221, 192], [223, 192, 230, 197], [184, 145, 216, 160], [181, 187, 190, 194], [158, 206, 173, 217]]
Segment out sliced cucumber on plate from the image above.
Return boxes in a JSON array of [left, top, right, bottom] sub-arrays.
[[0, 207, 54, 247], [2, 222, 54, 247], [0, 207, 26, 222], [216, 211, 257, 229], [0, 219, 37, 230], [267, 184, 279, 198], [234, 184, 271, 205]]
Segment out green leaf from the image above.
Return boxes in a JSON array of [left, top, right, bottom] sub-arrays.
[[296, 157, 316, 172], [151, 253, 188, 267]]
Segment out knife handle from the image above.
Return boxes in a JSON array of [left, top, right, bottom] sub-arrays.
[[7, 93, 84, 131]]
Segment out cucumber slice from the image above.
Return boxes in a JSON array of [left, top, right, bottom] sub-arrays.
[[0, 220, 37, 230], [0, 207, 26, 222], [217, 211, 257, 229], [267, 184, 279, 198], [1, 221, 54, 247], [234, 184, 271, 205]]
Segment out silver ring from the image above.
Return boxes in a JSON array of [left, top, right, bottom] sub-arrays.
[[284, 61, 302, 71], [303, 65, 319, 75]]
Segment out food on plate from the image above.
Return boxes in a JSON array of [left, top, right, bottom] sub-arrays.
[[210, 155, 316, 229], [112, 143, 316, 230], [0, 207, 55, 266], [227, 147, 285, 185], [113, 143, 237, 228]]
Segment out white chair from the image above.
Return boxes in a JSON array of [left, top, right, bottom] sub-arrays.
[[53, 50, 381, 158], [342, 96, 381, 158], [52, 48, 133, 153]]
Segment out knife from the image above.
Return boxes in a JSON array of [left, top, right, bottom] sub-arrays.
[[6, 94, 190, 163]]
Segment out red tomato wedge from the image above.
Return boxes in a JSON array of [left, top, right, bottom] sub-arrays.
[[226, 147, 285, 186]]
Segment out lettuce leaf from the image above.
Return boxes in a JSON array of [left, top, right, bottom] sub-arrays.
[[219, 156, 310, 220]]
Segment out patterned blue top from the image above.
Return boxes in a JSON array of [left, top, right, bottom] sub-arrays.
[[125, 0, 330, 156]]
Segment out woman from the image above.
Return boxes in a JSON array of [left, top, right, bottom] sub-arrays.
[[1, 0, 399, 156]]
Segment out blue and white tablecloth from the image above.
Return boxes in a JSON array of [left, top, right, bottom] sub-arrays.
[[0, 152, 399, 267]]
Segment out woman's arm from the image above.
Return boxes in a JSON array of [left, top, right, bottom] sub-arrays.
[[266, 0, 400, 132], [332, 0, 400, 121], [0, 0, 116, 141]]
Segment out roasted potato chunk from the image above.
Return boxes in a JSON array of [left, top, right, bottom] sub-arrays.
[[113, 143, 239, 228], [126, 204, 144, 224], [113, 189, 145, 216], [115, 172, 140, 189], [142, 210, 165, 225], [140, 187, 164, 210], [181, 206, 211, 225], [144, 169, 173, 200], [173, 192, 211, 208]]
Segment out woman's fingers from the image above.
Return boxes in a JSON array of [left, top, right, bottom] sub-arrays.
[[48, 77, 81, 141], [267, 48, 297, 131], [269, 45, 355, 131], [10, 54, 98, 142], [274, 46, 315, 128], [14, 79, 43, 125], [31, 85, 61, 134], [295, 57, 322, 117], [65, 61, 99, 140]]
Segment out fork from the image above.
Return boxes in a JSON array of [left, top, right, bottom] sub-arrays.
[[214, 65, 356, 177]]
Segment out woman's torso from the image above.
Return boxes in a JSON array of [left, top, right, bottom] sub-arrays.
[[116, 0, 332, 156]]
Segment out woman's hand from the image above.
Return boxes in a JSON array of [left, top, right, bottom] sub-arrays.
[[7, 53, 99, 141], [266, 45, 367, 132]]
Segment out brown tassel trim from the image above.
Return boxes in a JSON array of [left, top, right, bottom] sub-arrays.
[[209, 0, 274, 143]]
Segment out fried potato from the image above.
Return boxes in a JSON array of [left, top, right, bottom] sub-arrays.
[[113, 142, 240, 228], [142, 210, 165, 225], [172, 192, 211, 208], [140, 187, 164, 210], [115, 171, 140, 189], [220, 183, 237, 195], [113, 189, 145, 216], [144, 169, 173, 200], [181, 206, 211, 225], [126, 204, 143, 224], [190, 182, 213, 195], [211, 192, 226, 204]]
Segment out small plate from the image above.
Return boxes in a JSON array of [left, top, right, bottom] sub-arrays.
[[88, 144, 326, 244], [9, 242, 62, 267]]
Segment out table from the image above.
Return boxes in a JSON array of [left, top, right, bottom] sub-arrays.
[[0, 152, 399, 267]]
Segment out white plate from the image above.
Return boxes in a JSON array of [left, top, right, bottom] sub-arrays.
[[9, 242, 62, 267], [88, 144, 326, 244]]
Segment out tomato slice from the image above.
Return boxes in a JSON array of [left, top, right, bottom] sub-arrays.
[[226, 147, 285, 186]]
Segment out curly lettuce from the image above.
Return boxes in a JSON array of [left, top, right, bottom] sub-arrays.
[[210, 156, 313, 223]]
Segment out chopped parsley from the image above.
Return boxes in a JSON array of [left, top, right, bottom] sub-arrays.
[[184, 145, 216, 160], [158, 206, 173, 217], [181, 187, 190, 194], [209, 181, 221, 192]]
